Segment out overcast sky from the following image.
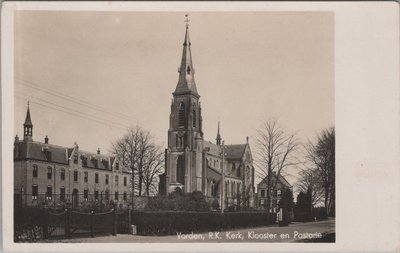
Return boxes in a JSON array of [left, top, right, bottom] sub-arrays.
[[14, 11, 334, 185]]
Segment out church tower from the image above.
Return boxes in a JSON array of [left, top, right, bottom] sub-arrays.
[[165, 17, 204, 193], [23, 102, 33, 141]]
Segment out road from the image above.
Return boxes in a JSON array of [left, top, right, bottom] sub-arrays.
[[54, 218, 335, 243]]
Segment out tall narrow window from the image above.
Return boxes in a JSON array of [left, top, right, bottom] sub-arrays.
[[115, 191, 119, 200], [176, 155, 185, 184], [115, 175, 119, 186], [47, 167, 52, 179], [33, 165, 38, 178], [124, 176, 127, 186], [95, 173, 99, 184], [178, 102, 185, 127], [46, 186, 52, 200], [116, 162, 119, 170], [60, 168, 65, 180], [60, 187, 65, 201], [105, 174, 109, 185], [192, 104, 196, 127], [74, 170, 78, 182], [105, 190, 110, 200], [84, 171, 88, 183], [84, 189, 88, 200], [94, 190, 99, 201], [32, 185, 38, 200], [123, 192, 127, 201]]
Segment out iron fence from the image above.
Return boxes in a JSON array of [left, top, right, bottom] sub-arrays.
[[14, 205, 130, 242]]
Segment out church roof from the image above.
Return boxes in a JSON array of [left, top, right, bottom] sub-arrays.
[[225, 144, 247, 160], [173, 24, 199, 97]]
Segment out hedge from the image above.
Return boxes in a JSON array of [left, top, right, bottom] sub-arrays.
[[131, 211, 276, 235]]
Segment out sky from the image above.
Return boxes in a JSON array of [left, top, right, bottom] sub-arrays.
[[14, 11, 334, 187]]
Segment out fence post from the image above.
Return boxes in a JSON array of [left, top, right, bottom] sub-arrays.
[[112, 204, 117, 236], [43, 206, 49, 239], [90, 210, 94, 238], [65, 208, 70, 239]]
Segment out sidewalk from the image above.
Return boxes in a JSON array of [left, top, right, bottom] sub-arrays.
[[51, 218, 335, 243]]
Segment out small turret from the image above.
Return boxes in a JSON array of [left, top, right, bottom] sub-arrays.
[[216, 120, 221, 145], [23, 102, 33, 141]]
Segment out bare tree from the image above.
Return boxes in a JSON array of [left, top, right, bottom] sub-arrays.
[[111, 126, 164, 203], [255, 118, 299, 212], [306, 127, 335, 216], [142, 145, 164, 196], [295, 168, 324, 207]]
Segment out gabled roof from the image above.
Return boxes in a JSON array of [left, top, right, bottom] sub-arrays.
[[257, 172, 292, 188], [14, 141, 68, 164], [225, 144, 247, 160], [79, 150, 111, 170]]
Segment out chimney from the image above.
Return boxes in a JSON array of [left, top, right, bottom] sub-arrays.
[[45, 135, 49, 144], [97, 148, 100, 154]]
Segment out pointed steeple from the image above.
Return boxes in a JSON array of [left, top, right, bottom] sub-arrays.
[[216, 120, 221, 145], [173, 14, 199, 98], [24, 102, 33, 127], [23, 102, 33, 141]]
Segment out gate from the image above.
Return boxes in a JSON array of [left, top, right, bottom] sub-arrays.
[[46, 209, 67, 238], [14, 207, 120, 241]]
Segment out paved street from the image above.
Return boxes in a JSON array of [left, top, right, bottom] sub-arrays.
[[54, 218, 335, 243]]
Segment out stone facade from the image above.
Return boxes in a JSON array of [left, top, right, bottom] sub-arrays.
[[256, 173, 292, 213], [14, 106, 131, 208], [161, 24, 255, 209]]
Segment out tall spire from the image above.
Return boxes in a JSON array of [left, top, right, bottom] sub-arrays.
[[24, 101, 33, 127], [23, 102, 33, 141], [173, 14, 199, 97], [216, 120, 221, 145]]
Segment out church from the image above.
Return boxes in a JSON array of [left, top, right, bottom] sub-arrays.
[[159, 21, 255, 209]]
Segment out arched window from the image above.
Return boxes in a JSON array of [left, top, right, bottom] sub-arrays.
[[178, 102, 185, 127], [192, 104, 196, 127], [176, 155, 185, 184]]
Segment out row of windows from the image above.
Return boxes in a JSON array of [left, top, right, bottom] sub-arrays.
[[260, 189, 282, 197], [31, 185, 128, 201], [32, 165, 128, 186]]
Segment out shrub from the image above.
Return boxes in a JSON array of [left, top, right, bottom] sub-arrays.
[[313, 207, 328, 220], [131, 211, 276, 235], [145, 191, 209, 211]]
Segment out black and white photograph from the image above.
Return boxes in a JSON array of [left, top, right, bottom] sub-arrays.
[[2, 1, 399, 252]]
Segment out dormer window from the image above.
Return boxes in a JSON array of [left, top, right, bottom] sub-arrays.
[[74, 153, 78, 164], [187, 66, 191, 74], [93, 159, 98, 168], [82, 156, 88, 167], [44, 149, 52, 161], [116, 162, 119, 170]]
